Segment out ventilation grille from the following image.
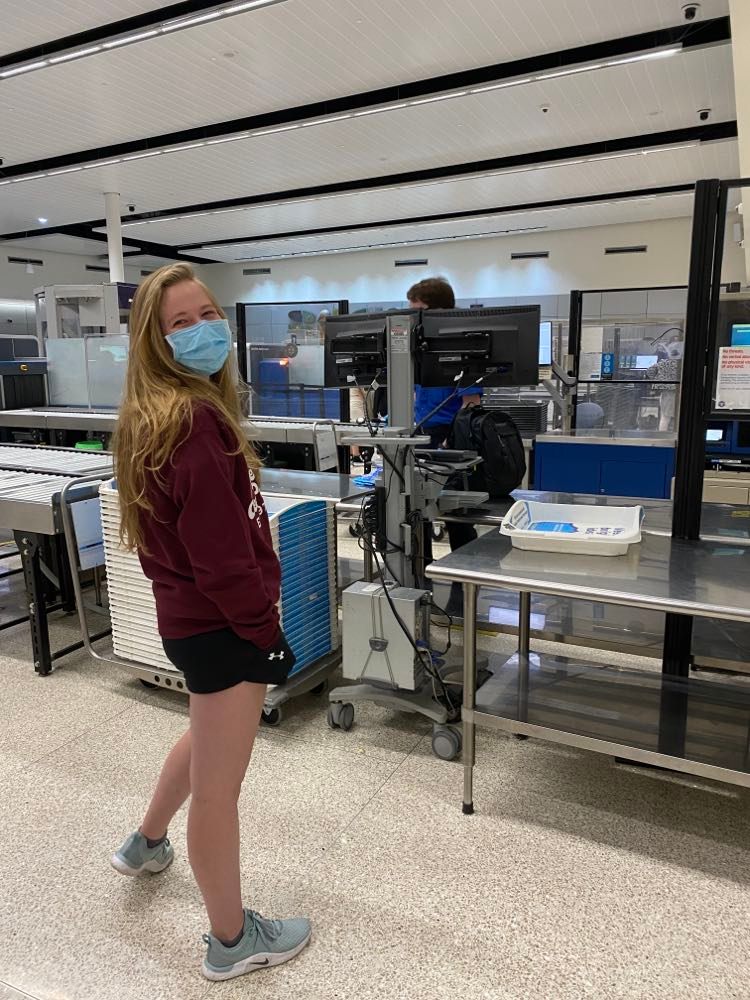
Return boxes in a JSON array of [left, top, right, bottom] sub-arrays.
[[243, 267, 272, 275], [604, 245, 648, 255], [85, 264, 109, 273], [394, 258, 428, 267], [8, 256, 43, 266], [511, 251, 550, 260]]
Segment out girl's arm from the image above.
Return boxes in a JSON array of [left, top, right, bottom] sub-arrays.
[[171, 415, 279, 649]]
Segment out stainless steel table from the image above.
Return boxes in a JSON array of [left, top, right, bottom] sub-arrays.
[[262, 468, 371, 504], [426, 530, 750, 812]]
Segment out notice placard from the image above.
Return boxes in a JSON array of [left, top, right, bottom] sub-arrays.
[[716, 346, 750, 410]]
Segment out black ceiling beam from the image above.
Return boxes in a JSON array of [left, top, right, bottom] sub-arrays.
[[179, 183, 697, 252], [0, 16, 730, 179], [0, 1, 236, 70], [8, 223, 217, 265]]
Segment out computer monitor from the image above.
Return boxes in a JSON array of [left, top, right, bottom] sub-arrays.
[[417, 306, 540, 387], [634, 354, 658, 370], [323, 312, 391, 387], [731, 323, 750, 347]]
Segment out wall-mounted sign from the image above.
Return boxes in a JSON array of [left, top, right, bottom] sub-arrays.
[[716, 346, 750, 410]]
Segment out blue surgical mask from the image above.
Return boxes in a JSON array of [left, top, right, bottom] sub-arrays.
[[166, 319, 231, 375]]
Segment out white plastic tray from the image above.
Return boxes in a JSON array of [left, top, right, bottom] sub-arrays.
[[500, 499, 643, 556]]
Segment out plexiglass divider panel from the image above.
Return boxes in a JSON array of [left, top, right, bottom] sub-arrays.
[[239, 300, 347, 419], [574, 287, 688, 435], [47, 339, 89, 407], [86, 336, 128, 409]]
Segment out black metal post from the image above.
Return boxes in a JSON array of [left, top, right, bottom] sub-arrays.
[[658, 179, 724, 750], [14, 532, 53, 676], [236, 302, 248, 384], [672, 178, 724, 541], [567, 291, 582, 430]]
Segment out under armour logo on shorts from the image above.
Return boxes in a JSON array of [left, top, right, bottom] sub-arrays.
[[268, 651, 285, 661]]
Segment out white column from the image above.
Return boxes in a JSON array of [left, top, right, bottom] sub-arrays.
[[729, 0, 750, 283], [104, 191, 125, 284]]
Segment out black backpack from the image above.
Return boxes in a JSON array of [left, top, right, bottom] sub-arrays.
[[447, 406, 526, 498]]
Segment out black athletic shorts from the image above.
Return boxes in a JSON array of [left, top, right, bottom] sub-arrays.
[[162, 627, 295, 695]]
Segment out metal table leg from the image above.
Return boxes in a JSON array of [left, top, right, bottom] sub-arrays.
[[15, 532, 53, 676], [519, 590, 531, 659], [462, 581, 478, 815], [518, 590, 531, 724]]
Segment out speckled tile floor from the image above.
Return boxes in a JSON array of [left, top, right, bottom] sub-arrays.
[[1, 530, 750, 1000]]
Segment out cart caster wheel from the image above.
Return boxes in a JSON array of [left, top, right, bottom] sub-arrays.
[[312, 680, 329, 696], [262, 707, 282, 727], [432, 726, 462, 761], [445, 701, 462, 725], [328, 703, 354, 731], [140, 679, 158, 690], [432, 524, 445, 542]]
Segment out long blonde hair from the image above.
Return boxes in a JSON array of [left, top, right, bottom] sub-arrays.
[[114, 263, 260, 551]]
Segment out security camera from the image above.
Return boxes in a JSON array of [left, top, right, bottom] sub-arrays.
[[127, 204, 136, 213], [539, 104, 551, 114], [698, 108, 711, 122], [682, 3, 701, 20]]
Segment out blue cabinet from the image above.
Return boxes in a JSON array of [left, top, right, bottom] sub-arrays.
[[535, 441, 675, 499]]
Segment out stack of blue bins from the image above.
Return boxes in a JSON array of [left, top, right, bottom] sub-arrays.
[[265, 497, 338, 680], [257, 358, 293, 417]]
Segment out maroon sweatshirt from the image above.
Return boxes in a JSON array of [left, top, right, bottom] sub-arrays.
[[137, 405, 281, 649]]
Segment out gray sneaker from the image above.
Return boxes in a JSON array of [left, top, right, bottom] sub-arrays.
[[111, 830, 174, 877], [202, 908, 312, 982]]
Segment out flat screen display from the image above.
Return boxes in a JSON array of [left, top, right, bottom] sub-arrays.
[[538, 322, 552, 366], [731, 323, 750, 346], [634, 355, 658, 369]]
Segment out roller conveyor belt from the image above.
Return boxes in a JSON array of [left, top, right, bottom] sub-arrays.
[[0, 447, 113, 534], [0, 445, 112, 476]]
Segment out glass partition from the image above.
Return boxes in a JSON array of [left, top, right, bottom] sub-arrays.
[[46, 335, 128, 409], [571, 287, 688, 435], [238, 300, 348, 419], [86, 336, 128, 408]]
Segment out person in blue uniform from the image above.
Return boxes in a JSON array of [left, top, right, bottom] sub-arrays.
[[406, 277, 482, 444], [406, 277, 480, 614]]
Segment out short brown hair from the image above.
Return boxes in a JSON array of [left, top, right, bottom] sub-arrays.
[[406, 277, 455, 309]]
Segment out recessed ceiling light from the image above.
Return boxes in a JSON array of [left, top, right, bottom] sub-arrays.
[[37, 217, 48, 224]]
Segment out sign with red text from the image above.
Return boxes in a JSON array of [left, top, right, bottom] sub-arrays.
[[716, 346, 750, 410]]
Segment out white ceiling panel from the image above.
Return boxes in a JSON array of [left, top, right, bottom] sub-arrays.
[[0, 136, 737, 248], [0, 44, 736, 235], [0, 1, 168, 57], [194, 193, 698, 261], [99, 138, 738, 248], [0, 0, 731, 165], [1, 233, 111, 256]]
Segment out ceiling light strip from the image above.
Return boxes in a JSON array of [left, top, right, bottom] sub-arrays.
[[0, 0, 289, 79]]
